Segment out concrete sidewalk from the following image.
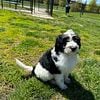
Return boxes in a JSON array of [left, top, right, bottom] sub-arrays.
[[0, 6, 53, 19]]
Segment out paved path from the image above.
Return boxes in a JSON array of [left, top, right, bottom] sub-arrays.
[[0, 6, 53, 19]]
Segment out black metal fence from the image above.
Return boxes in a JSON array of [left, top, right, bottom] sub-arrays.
[[0, 0, 54, 16]]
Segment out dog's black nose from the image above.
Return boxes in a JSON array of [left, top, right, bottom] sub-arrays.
[[71, 47, 77, 52]]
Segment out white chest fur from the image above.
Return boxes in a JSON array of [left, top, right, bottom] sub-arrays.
[[51, 49, 77, 74]]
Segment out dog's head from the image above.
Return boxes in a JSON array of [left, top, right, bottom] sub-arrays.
[[55, 29, 81, 55]]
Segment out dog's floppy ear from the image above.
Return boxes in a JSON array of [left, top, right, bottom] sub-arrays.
[[55, 35, 63, 54], [78, 36, 81, 49], [73, 35, 81, 49], [76, 35, 81, 49]]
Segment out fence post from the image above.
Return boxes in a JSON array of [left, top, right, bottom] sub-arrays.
[[50, 0, 54, 16], [1, 0, 3, 8]]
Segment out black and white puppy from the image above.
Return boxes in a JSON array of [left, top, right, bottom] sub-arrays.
[[16, 29, 81, 90]]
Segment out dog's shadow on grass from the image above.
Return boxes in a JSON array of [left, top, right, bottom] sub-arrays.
[[49, 75, 95, 100], [22, 75, 95, 100]]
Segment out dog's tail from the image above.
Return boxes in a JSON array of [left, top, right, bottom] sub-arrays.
[[15, 58, 33, 72]]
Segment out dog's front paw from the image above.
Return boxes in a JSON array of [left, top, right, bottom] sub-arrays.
[[65, 78, 71, 84], [59, 84, 68, 90]]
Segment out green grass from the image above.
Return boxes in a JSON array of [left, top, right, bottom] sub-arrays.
[[0, 9, 100, 100]]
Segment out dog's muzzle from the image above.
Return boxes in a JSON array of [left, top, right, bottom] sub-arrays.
[[70, 47, 77, 52]]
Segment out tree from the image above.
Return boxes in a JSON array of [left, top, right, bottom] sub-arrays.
[[54, 0, 59, 5], [88, 0, 97, 12], [59, 0, 66, 7], [96, 5, 100, 14], [71, 0, 82, 12]]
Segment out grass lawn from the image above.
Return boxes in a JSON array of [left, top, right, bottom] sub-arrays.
[[0, 9, 100, 100]]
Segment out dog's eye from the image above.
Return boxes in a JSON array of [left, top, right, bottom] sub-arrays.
[[63, 37, 69, 42], [73, 36, 80, 42]]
